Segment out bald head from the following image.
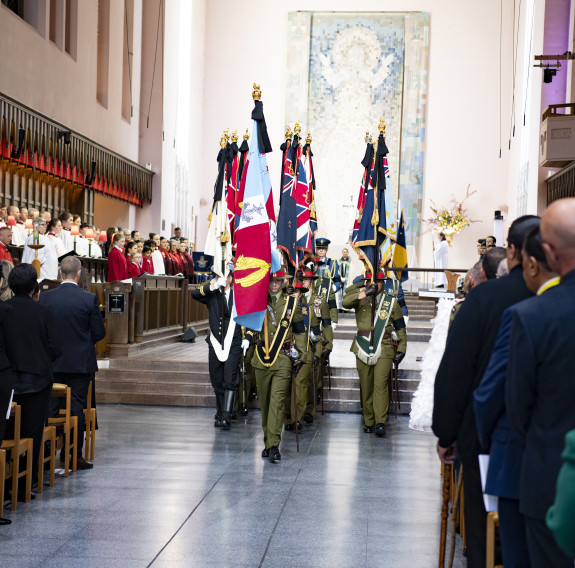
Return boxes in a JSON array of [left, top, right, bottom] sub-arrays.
[[540, 198, 575, 276]]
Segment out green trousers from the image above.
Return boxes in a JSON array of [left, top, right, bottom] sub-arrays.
[[236, 345, 256, 409], [356, 353, 393, 426], [284, 362, 310, 424], [254, 358, 291, 449]]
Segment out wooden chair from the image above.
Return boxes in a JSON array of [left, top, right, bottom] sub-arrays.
[[83, 381, 96, 461], [48, 384, 78, 476], [0, 448, 6, 518], [1, 403, 33, 510], [486, 511, 503, 568], [37, 425, 56, 493]]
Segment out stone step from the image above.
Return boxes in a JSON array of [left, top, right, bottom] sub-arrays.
[[103, 359, 210, 373]]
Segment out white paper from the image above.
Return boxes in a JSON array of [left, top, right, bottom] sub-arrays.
[[478, 454, 498, 512], [6, 389, 13, 419]]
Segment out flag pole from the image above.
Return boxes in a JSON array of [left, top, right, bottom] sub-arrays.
[[219, 130, 230, 350]]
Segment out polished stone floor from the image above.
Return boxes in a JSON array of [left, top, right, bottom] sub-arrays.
[[1, 406, 466, 568]]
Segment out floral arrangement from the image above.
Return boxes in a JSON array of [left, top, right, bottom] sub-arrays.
[[426, 185, 480, 238]]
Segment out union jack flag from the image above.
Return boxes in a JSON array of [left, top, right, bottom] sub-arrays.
[[276, 139, 298, 268]]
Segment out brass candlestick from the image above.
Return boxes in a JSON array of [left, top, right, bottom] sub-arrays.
[[27, 243, 45, 278]]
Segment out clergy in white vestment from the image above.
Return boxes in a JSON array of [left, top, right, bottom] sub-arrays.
[[433, 232, 449, 288]]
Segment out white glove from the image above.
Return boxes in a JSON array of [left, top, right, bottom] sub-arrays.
[[241, 339, 250, 356], [310, 331, 318, 343], [332, 322, 337, 331]]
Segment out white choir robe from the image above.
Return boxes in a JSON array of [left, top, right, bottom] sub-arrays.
[[151, 249, 165, 275], [47, 234, 67, 258], [11, 223, 28, 246], [76, 236, 102, 258], [22, 233, 58, 280]]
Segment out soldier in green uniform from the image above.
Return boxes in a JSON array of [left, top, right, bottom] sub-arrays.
[[343, 270, 407, 437], [285, 258, 333, 428], [250, 270, 302, 463]]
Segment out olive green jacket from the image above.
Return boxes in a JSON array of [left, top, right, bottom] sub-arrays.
[[343, 282, 406, 356]]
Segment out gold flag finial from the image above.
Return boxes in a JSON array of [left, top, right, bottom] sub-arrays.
[[252, 83, 261, 101], [378, 118, 386, 135], [294, 121, 302, 135], [285, 125, 293, 140], [243, 128, 250, 141], [220, 130, 227, 149], [231, 130, 238, 143], [306, 131, 312, 145], [365, 131, 372, 143]]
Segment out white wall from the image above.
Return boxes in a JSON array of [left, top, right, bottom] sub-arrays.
[[199, 0, 542, 270]]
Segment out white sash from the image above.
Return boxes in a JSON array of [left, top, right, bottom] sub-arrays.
[[209, 319, 237, 362]]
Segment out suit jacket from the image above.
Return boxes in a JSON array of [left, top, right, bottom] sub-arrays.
[[506, 270, 575, 519], [473, 308, 525, 498], [432, 265, 532, 466], [191, 282, 241, 346], [39, 282, 106, 374], [0, 294, 62, 384]]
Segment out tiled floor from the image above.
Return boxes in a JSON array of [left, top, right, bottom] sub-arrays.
[[1, 406, 466, 567]]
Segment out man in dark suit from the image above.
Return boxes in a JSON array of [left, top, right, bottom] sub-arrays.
[[506, 198, 575, 567], [191, 266, 242, 429], [39, 256, 106, 469], [432, 215, 539, 568], [0, 263, 62, 496], [474, 225, 559, 567]]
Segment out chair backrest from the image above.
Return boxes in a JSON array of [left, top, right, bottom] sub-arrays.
[[51, 383, 71, 420]]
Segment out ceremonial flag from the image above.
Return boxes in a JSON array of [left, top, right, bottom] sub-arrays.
[[277, 135, 298, 268], [226, 138, 240, 246], [303, 140, 318, 255], [234, 113, 280, 331], [392, 210, 408, 282], [294, 144, 313, 260], [235, 132, 250, 234], [204, 140, 233, 278], [351, 141, 375, 248]]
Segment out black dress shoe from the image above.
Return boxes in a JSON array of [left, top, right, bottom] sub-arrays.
[[375, 423, 386, 437], [363, 425, 374, 433], [214, 415, 223, 427], [248, 387, 257, 400], [269, 446, 281, 463], [77, 456, 94, 470], [295, 421, 303, 431], [284, 423, 295, 431], [261, 448, 270, 458], [239, 406, 248, 417], [303, 413, 313, 424], [230, 411, 238, 421], [220, 418, 231, 430], [0, 517, 11, 525]]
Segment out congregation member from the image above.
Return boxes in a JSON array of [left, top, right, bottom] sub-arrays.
[[343, 267, 406, 437], [0, 264, 62, 497], [39, 256, 106, 470], [432, 214, 540, 568], [473, 224, 556, 567], [0, 314, 13, 525], [22, 217, 58, 280], [0, 260, 14, 301], [191, 266, 241, 430], [0, 226, 14, 263], [486, 235, 496, 248], [546, 428, 575, 560], [251, 270, 302, 463], [106, 233, 128, 282], [505, 198, 575, 567]]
